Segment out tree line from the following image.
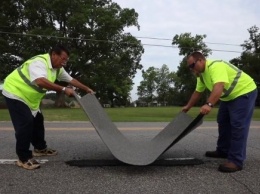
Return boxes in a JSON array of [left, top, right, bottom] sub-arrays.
[[0, 1, 259, 107], [0, 0, 143, 107], [137, 26, 260, 107]]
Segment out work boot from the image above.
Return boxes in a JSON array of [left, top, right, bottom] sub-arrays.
[[218, 161, 243, 173]]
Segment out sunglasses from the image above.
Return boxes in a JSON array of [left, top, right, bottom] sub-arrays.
[[58, 55, 69, 63], [188, 60, 198, 69]]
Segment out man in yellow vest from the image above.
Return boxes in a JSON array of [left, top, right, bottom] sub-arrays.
[[2, 45, 95, 170], [182, 51, 257, 173]]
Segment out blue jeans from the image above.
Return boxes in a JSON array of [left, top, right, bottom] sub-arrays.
[[4, 97, 47, 162], [217, 89, 257, 167]]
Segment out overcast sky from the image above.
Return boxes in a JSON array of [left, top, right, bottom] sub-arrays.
[[113, 0, 260, 101]]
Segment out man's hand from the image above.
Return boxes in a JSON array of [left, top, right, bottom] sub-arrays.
[[64, 87, 75, 96], [182, 105, 190, 113], [200, 104, 212, 115], [86, 88, 95, 94]]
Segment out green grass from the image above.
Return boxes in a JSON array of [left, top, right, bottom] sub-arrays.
[[1, 106, 260, 122]]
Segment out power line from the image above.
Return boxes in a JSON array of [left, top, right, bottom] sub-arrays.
[[134, 36, 242, 47], [0, 31, 245, 54], [0, 25, 242, 47]]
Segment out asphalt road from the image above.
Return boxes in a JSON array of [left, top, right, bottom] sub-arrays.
[[1, 120, 260, 194]]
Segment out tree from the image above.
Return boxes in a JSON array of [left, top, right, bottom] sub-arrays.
[[156, 64, 175, 106], [0, 0, 144, 107], [0, 0, 25, 79], [230, 25, 260, 105], [137, 67, 158, 105], [171, 33, 212, 106], [230, 26, 260, 84], [137, 64, 175, 106]]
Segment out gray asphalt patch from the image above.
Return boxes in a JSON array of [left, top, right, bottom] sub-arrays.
[[76, 94, 203, 165]]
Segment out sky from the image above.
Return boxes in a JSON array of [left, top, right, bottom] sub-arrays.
[[113, 0, 260, 101]]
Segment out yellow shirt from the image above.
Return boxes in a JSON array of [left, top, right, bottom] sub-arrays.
[[196, 60, 256, 101]]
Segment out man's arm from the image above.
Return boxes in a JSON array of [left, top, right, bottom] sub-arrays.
[[182, 91, 202, 112], [35, 77, 95, 96], [34, 77, 64, 92], [69, 78, 94, 94], [206, 82, 224, 106], [29, 61, 65, 93], [200, 82, 224, 115]]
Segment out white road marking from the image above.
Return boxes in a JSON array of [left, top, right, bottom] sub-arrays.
[[1, 126, 260, 131], [0, 126, 221, 131], [164, 157, 196, 161], [0, 159, 48, 164]]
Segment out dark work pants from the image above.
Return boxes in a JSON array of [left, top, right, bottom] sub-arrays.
[[216, 89, 257, 167], [5, 97, 47, 162]]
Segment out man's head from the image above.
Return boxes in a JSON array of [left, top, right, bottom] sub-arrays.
[[49, 45, 70, 68], [187, 51, 206, 76]]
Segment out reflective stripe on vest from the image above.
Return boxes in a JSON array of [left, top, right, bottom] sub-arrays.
[[17, 65, 46, 93], [220, 61, 242, 98], [200, 60, 242, 98], [16, 55, 60, 93]]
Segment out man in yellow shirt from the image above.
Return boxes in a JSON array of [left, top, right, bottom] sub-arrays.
[[3, 45, 95, 170], [182, 51, 257, 172]]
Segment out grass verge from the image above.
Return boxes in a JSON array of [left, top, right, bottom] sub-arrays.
[[1, 107, 260, 122]]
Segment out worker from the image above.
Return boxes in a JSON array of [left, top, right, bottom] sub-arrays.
[[2, 45, 94, 170], [182, 51, 257, 172]]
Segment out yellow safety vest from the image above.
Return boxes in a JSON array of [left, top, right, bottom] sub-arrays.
[[196, 60, 256, 101], [3, 54, 61, 110]]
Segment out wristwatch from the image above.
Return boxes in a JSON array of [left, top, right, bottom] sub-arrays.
[[206, 102, 213, 108], [61, 87, 66, 93]]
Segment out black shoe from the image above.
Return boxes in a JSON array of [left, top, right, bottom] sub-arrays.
[[205, 151, 227, 158], [218, 161, 242, 173]]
